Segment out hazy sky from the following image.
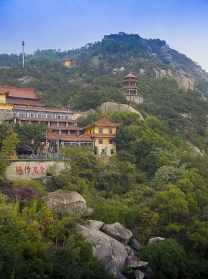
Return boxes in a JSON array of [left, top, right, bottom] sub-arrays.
[[0, 0, 208, 70]]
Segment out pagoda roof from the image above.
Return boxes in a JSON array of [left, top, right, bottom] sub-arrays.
[[124, 72, 137, 79]]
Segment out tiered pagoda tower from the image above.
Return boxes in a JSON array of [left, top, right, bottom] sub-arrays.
[[123, 73, 143, 104]]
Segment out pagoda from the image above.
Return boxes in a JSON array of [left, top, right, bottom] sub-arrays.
[[123, 73, 143, 104]]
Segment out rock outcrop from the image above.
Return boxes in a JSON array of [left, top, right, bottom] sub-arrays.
[[98, 102, 144, 120], [102, 222, 133, 244], [78, 224, 129, 278], [45, 193, 151, 278], [77, 220, 148, 279], [153, 68, 194, 91], [45, 191, 89, 216]]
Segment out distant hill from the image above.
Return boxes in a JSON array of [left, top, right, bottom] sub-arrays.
[[1, 33, 208, 148]]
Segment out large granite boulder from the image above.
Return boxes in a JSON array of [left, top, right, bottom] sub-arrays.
[[86, 220, 104, 230], [98, 102, 144, 121], [77, 221, 149, 279], [101, 222, 133, 244], [45, 191, 87, 216], [77, 224, 128, 278]]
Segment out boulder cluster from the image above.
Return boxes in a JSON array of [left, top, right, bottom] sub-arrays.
[[77, 221, 150, 279], [45, 191, 165, 279]]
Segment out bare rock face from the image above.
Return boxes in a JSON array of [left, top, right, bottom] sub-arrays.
[[77, 224, 128, 278], [148, 237, 165, 245], [98, 102, 144, 121], [153, 68, 194, 91], [101, 222, 133, 244], [45, 191, 87, 216]]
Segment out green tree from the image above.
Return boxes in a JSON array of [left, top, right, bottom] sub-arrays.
[[141, 239, 187, 279], [15, 124, 46, 155]]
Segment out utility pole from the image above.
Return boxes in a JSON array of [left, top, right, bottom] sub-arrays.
[[22, 41, 25, 69]]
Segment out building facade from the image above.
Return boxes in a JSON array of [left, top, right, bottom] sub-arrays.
[[0, 86, 118, 157], [85, 118, 118, 156], [0, 86, 78, 131]]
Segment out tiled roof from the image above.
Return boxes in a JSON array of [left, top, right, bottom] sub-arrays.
[[0, 86, 39, 99], [47, 132, 93, 142], [7, 98, 44, 107], [93, 117, 119, 127], [49, 125, 81, 131]]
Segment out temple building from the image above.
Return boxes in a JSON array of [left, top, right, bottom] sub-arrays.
[[123, 73, 143, 104], [47, 117, 118, 157], [85, 117, 118, 156], [0, 86, 78, 134], [0, 86, 118, 157], [47, 132, 93, 153]]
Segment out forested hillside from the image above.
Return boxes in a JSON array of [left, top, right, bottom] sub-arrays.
[[1, 33, 208, 150], [1, 33, 208, 278]]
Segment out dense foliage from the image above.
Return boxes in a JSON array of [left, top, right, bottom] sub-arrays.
[[1, 112, 208, 278], [0, 195, 112, 279], [1, 33, 208, 278]]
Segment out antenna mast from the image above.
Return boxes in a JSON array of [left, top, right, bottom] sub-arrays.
[[22, 41, 25, 68]]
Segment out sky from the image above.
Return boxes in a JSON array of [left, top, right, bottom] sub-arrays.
[[0, 0, 208, 70]]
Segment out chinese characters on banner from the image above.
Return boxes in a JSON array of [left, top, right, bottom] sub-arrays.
[[16, 164, 47, 176]]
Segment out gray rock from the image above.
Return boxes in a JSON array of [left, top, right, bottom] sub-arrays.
[[45, 191, 87, 216], [102, 222, 133, 244], [148, 237, 165, 245], [125, 245, 135, 256], [126, 256, 148, 269], [129, 237, 141, 252], [86, 220, 104, 230], [77, 224, 129, 278]]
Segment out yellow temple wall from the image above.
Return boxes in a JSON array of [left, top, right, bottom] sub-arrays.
[[0, 103, 13, 110], [0, 94, 6, 104]]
